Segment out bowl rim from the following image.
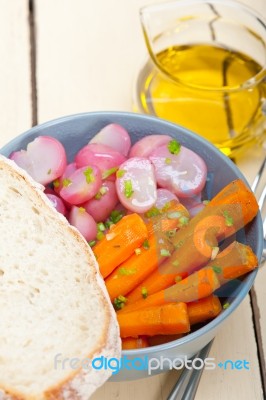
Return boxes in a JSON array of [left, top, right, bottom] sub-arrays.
[[1, 111, 263, 355]]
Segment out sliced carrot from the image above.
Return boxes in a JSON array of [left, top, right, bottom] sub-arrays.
[[117, 303, 190, 337], [105, 234, 174, 301], [146, 201, 190, 236], [93, 213, 148, 279], [148, 334, 184, 346], [187, 295, 222, 325], [122, 337, 149, 350], [119, 269, 220, 314], [127, 180, 258, 301]]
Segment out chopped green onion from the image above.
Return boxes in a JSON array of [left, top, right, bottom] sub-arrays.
[[141, 287, 148, 299], [96, 231, 105, 241], [53, 179, 60, 188], [165, 157, 172, 165], [145, 207, 160, 218], [160, 249, 171, 257], [63, 178, 72, 187], [118, 268, 137, 276], [135, 248, 141, 256], [168, 139, 181, 155], [110, 210, 124, 224], [203, 200, 210, 205], [47, 168, 52, 175], [172, 260, 179, 267], [95, 186, 108, 200], [161, 202, 171, 212], [124, 180, 134, 198], [79, 207, 86, 213], [212, 265, 222, 274], [102, 167, 118, 179], [179, 216, 189, 226], [88, 240, 96, 247], [116, 169, 126, 178], [113, 295, 127, 310], [167, 211, 181, 219], [175, 275, 182, 283], [166, 229, 176, 239], [97, 222, 105, 232], [223, 302, 230, 310], [143, 239, 150, 250], [84, 167, 95, 184], [223, 211, 234, 227]]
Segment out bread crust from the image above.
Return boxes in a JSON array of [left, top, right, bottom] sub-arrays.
[[0, 156, 121, 400]]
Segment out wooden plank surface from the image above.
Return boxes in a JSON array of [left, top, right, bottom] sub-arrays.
[[34, 1, 265, 399], [0, 0, 32, 147]]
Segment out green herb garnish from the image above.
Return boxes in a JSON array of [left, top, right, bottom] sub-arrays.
[[141, 287, 148, 299], [124, 180, 134, 198], [47, 168, 52, 175], [223, 302, 230, 310], [53, 179, 60, 188], [88, 240, 96, 247], [165, 157, 172, 165], [95, 186, 108, 200], [179, 216, 189, 226], [118, 268, 137, 276], [145, 207, 160, 218], [113, 295, 127, 310], [110, 210, 124, 224], [166, 229, 176, 239], [96, 231, 105, 241], [84, 167, 95, 184], [97, 222, 105, 232], [116, 169, 126, 178], [223, 211, 234, 227], [79, 207, 86, 213], [203, 200, 210, 205], [212, 265, 222, 274], [143, 239, 150, 250], [168, 139, 181, 155], [63, 178, 72, 187], [160, 249, 171, 257], [102, 167, 118, 179], [167, 211, 181, 219], [175, 275, 182, 283], [172, 260, 179, 267]]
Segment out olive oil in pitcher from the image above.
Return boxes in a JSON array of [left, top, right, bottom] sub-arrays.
[[135, 44, 265, 156]]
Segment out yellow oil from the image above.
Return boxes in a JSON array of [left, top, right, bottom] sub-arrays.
[[136, 44, 265, 156]]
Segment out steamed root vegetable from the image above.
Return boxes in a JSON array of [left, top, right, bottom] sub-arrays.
[[149, 141, 207, 198], [129, 134, 172, 158], [93, 213, 148, 279], [53, 162, 77, 193], [83, 181, 118, 222], [116, 158, 157, 213], [187, 295, 222, 325], [155, 188, 179, 209], [46, 193, 67, 216], [89, 124, 131, 156], [122, 337, 149, 350], [127, 179, 259, 300], [75, 143, 126, 179], [69, 206, 97, 242], [10, 136, 67, 185], [117, 303, 190, 337], [60, 165, 102, 205], [119, 269, 220, 314], [105, 234, 174, 302]]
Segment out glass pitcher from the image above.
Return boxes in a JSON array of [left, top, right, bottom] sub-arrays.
[[134, 0, 266, 157]]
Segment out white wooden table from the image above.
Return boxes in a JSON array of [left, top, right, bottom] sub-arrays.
[[0, 1, 265, 399]]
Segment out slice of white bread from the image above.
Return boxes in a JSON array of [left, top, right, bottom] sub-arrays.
[[0, 155, 121, 400]]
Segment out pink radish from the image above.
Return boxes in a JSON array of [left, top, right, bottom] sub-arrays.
[[155, 188, 179, 209], [116, 157, 157, 213], [83, 181, 118, 222], [46, 193, 67, 216], [69, 206, 97, 242], [60, 165, 102, 205], [129, 135, 172, 158], [53, 162, 77, 193], [149, 142, 207, 198], [89, 124, 131, 156]]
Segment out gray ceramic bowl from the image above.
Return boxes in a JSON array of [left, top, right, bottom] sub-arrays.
[[1, 112, 263, 381]]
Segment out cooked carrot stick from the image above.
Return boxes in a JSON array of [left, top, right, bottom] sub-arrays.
[[187, 295, 222, 325], [119, 269, 220, 314], [146, 201, 190, 236], [117, 303, 190, 337], [126, 179, 258, 301], [148, 334, 184, 346], [93, 213, 148, 279], [122, 337, 149, 350], [105, 234, 174, 301]]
